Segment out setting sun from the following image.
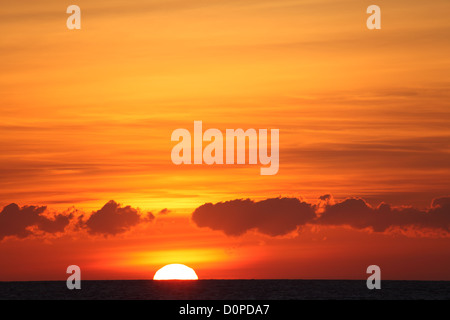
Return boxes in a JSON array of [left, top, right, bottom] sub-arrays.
[[153, 264, 199, 280]]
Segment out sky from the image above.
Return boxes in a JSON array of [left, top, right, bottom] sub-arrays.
[[0, 0, 449, 281]]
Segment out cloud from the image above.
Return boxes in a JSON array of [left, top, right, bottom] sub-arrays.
[[317, 196, 450, 233], [37, 213, 73, 233], [0, 203, 72, 240], [192, 196, 450, 237], [158, 208, 171, 215], [80, 200, 151, 236], [2, 195, 449, 241], [192, 197, 316, 236]]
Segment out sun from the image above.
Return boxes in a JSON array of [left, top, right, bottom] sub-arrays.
[[153, 264, 199, 280]]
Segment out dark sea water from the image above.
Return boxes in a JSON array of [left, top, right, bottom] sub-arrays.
[[0, 280, 449, 300]]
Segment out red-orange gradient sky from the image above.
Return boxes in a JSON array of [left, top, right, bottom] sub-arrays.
[[0, 0, 449, 281]]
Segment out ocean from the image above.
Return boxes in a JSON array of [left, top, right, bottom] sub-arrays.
[[1, 280, 449, 300]]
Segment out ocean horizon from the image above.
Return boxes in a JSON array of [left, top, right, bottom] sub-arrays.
[[1, 280, 449, 300]]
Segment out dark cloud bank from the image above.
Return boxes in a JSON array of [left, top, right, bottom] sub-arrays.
[[0, 200, 154, 240], [192, 198, 315, 236], [1, 196, 449, 241], [192, 196, 450, 237], [0, 204, 72, 240], [78, 200, 154, 236]]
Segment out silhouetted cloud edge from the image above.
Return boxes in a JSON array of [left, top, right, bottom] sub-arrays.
[[192, 195, 450, 237]]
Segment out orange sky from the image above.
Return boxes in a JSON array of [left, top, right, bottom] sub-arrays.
[[0, 0, 449, 281]]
